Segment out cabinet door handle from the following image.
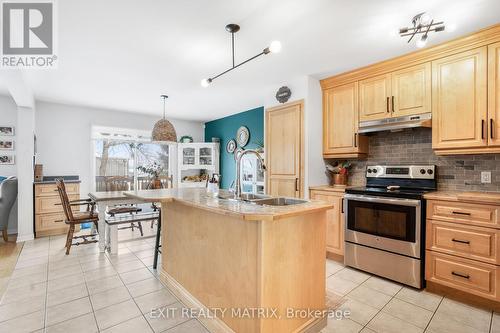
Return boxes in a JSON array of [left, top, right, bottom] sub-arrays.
[[354, 133, 358, 147], [386, 97, 390, 113], [482, 120, 485, 139], [391, 96, 395, 113], [452, 238, 470, 245], [452, 211, 471, 216], [451, 271, 470, 279], [491, 119, 495, 139], [295, 178, 299, 192], [341, 198, 344, 214], [54, 219, 64, 223]]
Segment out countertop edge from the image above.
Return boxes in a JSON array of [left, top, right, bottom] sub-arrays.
[[424, 191, 500, 205]]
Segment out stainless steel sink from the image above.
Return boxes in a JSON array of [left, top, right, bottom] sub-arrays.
[[239, 193, 271, 201], [251, 197, 308, 206]]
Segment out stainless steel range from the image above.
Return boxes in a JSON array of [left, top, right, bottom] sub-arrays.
[[344, 165, 437, 288]]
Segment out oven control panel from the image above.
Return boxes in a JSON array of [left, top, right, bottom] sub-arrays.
[[366, 165, 435, 179]]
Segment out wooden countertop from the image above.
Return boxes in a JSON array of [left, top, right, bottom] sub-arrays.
[[309, 185, 348, 193], [123, 188, 333, 221], [424, 191, 500, 205]]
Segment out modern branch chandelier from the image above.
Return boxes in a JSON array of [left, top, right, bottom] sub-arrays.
[[201, 24, 281, 87], [399, 12, 445, 48]]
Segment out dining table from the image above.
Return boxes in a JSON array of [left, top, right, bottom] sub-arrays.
[[88, 191, 148, 254]]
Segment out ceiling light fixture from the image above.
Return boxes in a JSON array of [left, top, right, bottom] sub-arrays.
[[152, 95, 177, 143], [399, 12, 445, 48], [200, 23, 281, 87]]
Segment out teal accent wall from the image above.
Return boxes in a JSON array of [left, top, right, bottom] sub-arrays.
[[205, 107, 264, 189]]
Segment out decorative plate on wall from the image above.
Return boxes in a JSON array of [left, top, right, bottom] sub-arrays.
[[226, 139, 237, 153], [236, 126, 250, 147], [234, 147, 244, 161]]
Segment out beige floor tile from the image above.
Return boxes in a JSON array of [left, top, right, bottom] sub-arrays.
[[0, 309, 44, 333], [492, 313, 500, 333], [94, 299, 142, 330], [334, 268, 371, 284], [83, 266, 117, 282], [426, 312, 484, 333], [135, 249, 156, 260], [1, 281, 47, 305], [6, 271, 47, 289], [141, 256, 156, 267], [86, 275, 124, 295], [134, 289, 178, 314], [47, 272, 85, 292], [46, 312, 98, 333], [48, 264, 83, 281], [77, 252, 109, 263], [394, 287, 443, 312], [120, 267, 154, 285], [362, 276, 402, 297], [0, 294, 45, 322], [15, 256, 49, 269], [338, 298, 379, 326], [101, 315, 153, 333], [167, 319, 209, 333], [81, 258, 112, 272], [327, 275, 359, 296], [145, 302, 189, 332], [47, 283, 88, 307], [382, 297, 432, 328], [435, 298, 492, 332], [48, 258, 80, 271], [326, 259, 344, 277], [90, 286, 131, 310], [113, 259, 146, 274], [46, 296, 92, 327], [360, 328, 376, 333], [367, 312, 423, 333], [323, 318, 363, 333], [347, 285, 392, 309], [127, 277, 165, 297], [11, 264, 47, 279], [127, 243, 154, 252]]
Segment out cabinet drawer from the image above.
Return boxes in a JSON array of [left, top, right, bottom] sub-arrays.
[[427, 200, 500, 228], [426, 251, 499, 300], [427, 221, 500, 264], [35, 195, 79, 214], [35, 183, 79, 197], [35, 213, 67, 230]]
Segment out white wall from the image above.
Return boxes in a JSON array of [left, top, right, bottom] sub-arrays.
[[35, 101, 204, 197], [0, 95, 18, 234]]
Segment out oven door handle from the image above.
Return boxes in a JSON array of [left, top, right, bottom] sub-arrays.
[[344, 194, 421, 207]]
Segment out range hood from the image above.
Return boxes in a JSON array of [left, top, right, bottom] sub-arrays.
[[358, 113, 432, 134]]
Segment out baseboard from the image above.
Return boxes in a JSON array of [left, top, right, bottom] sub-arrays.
[[16, 233, 34, 242], [159, 270, 234, 333]]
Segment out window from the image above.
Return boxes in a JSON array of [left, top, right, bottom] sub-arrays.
[[92, 126, 172, 191]]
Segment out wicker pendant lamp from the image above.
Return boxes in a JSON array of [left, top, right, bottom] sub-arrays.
[[152, 95, 177, 142]]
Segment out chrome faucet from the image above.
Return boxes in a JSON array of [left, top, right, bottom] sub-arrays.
[[235, 149, 266, 199]]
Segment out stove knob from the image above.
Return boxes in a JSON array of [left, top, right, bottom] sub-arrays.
[[367, 169, 372, 173], [372, 169, 378, 174], [420, 169, 426, 174], [427, 169, 434, 175]]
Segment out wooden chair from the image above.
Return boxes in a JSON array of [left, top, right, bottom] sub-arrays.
[[56, 179, 99, 255], [150, 175, 173, 229]]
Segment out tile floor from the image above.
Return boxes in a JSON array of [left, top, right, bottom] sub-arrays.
[[1, 231, 499, 333]]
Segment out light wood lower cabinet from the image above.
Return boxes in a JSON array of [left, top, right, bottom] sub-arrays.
[[310, 188, 344, 257], [34, 182, 80, 237], [426, 198, 500, 302], [489, 42, 500, 147]]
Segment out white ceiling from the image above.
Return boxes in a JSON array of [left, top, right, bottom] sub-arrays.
[[12, 0, 500, 121]]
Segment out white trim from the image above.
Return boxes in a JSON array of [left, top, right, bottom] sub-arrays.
[[16, 233, 34, 243]]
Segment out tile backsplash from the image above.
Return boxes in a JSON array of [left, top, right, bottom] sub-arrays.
[[330, 128, 500, 192]]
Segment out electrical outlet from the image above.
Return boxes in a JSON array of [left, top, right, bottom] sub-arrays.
[[481, 171, 491, 184]]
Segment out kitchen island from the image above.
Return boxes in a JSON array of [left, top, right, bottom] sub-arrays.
[[124, 188, 332, 333]]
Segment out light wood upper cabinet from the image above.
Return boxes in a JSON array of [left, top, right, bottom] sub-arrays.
[[489, 42, 500, 147], [266, 101, 304, 198], [310, 190, 344, 256], [391, 63, 432, 117], [323, 83, 367, 158], [359, 74, 391, 121], [432, 47, 488, 151]]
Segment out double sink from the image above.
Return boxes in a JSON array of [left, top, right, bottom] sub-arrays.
[[217, 192, 308, 206]]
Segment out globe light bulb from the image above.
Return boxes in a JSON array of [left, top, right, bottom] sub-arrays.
[[201, 78, 211, 87], [416, 35, 428, 48], [269, 41, 282, 54]]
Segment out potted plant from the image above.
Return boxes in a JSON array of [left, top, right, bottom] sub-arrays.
[[326, 161, 352, 186], [137, 162, 165, 189]]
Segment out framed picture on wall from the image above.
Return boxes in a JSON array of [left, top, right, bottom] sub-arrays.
[[0, 155, 15, 165], [0, 140, 14, 150], [0, 126, 14, 136]]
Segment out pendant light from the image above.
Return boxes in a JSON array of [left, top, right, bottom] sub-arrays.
[[152, 95, 177, 143]]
